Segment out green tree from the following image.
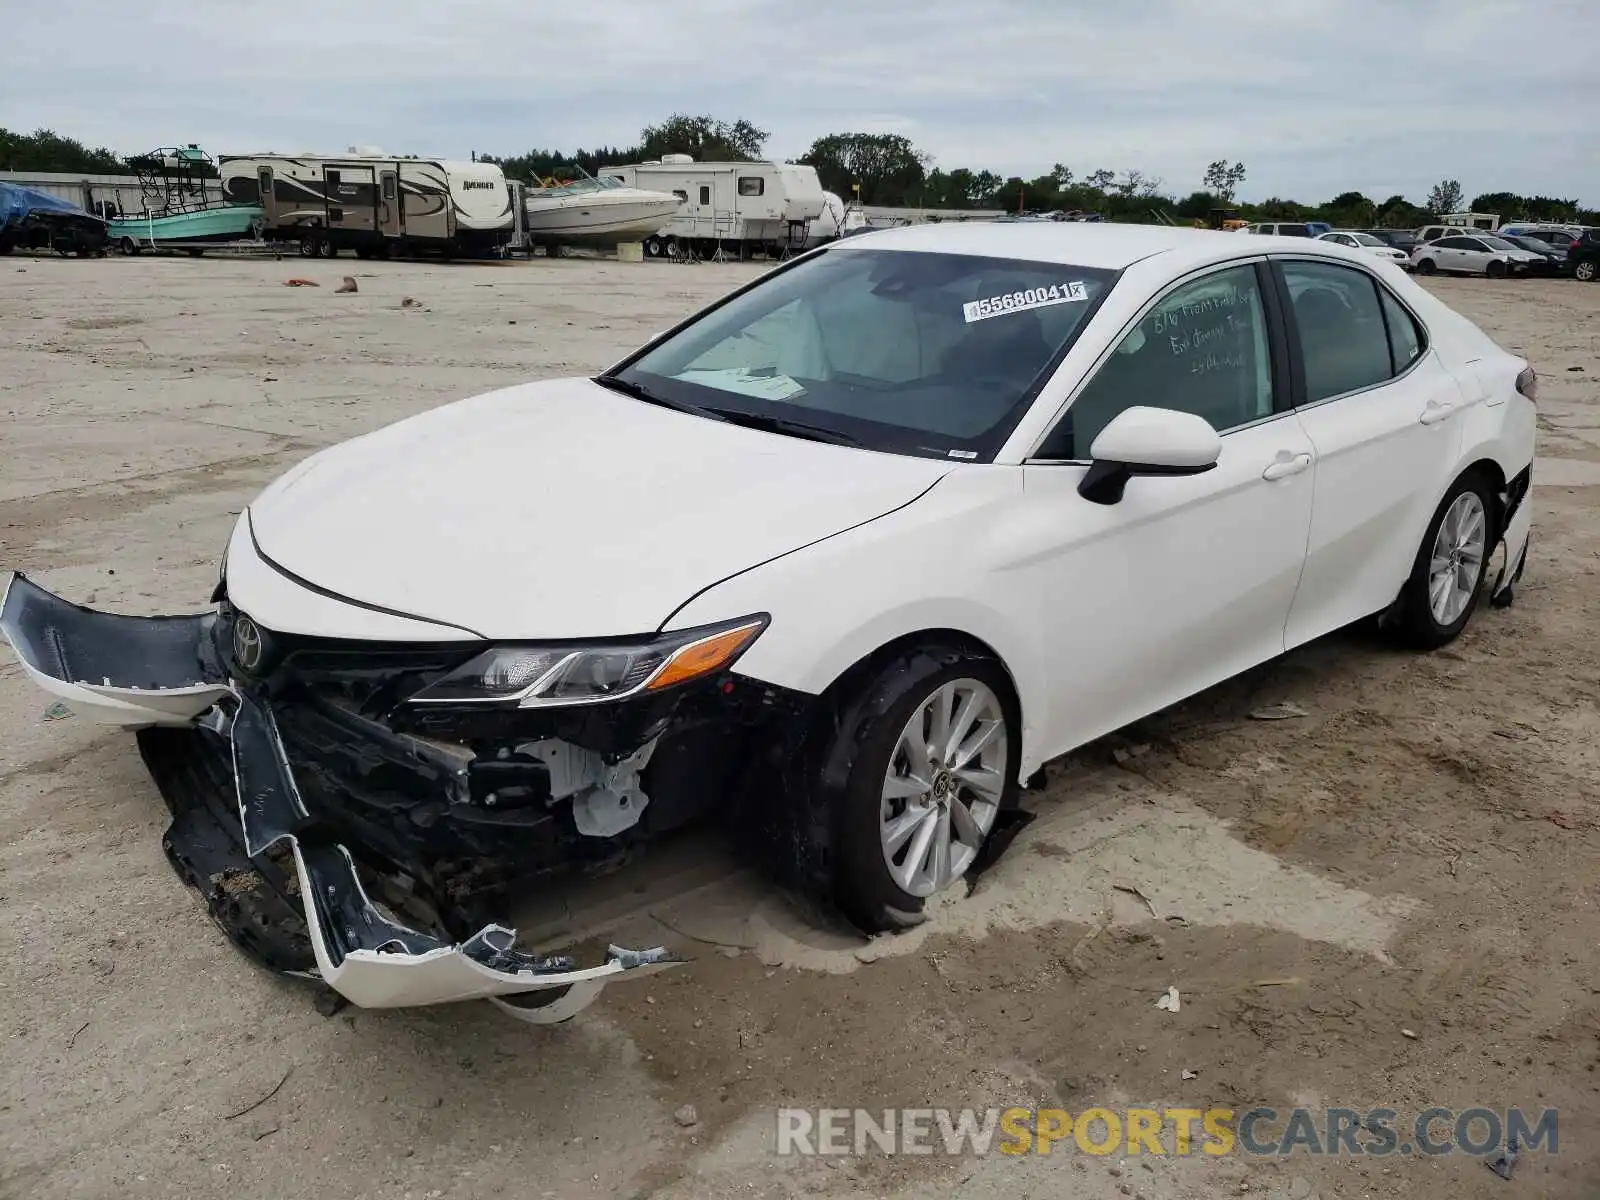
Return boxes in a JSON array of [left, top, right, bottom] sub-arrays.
[[0, 127, 127, 173], [1202, 159, 1247, 203], [798, 133, 928, 205], [637, 114, 769, 162], [1425, 178, 1464, 215]]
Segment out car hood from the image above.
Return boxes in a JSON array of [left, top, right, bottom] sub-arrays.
[[246, 378, 950, 639]]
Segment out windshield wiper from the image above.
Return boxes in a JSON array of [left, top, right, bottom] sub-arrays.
[[701, 407, 862, 447], [592, 375, 724, 420]]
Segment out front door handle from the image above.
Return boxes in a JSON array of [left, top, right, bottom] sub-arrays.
[[1419, 399, 1458, 425], [1262, 451, 1313, 481]]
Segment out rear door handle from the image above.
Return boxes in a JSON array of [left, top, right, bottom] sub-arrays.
[[1262, 451, 1313, 481], [1419, 399, 1458, 425]]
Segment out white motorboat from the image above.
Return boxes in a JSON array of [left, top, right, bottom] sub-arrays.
[[522, 170, 681, 246]]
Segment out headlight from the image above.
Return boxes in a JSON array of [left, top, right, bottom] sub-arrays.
[[407, 616, 768, 707]]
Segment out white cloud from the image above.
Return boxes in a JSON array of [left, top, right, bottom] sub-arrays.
[[3, 0, 1597, 204]]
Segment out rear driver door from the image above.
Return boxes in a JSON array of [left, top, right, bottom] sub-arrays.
[[1276, 258, 1467, 647]]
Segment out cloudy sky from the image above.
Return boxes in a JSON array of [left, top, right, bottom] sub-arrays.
[[6, 0, 1599, 206]]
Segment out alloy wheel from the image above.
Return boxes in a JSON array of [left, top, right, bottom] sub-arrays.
[[1428, 491, 1487, 626], [878, 678, 1008, 897]]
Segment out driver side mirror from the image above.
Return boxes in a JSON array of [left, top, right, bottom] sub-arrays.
[[1078, 406, 1222, 505]]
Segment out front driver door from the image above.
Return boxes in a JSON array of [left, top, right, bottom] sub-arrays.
[[1015, 260, 1317, 761]]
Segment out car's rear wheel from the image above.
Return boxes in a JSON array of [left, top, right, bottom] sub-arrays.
[[1576, 259, 1598, 282], [828, 646, 1019, 932], [1392, 472, 1495, 649], [1415, 258, 1437, 275]]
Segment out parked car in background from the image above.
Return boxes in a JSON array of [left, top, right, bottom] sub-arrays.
[[1242, 221, 1314, 237], [1411, 234, 1547, 277], [1495, 234, 1569, 275], [1497, 223, 1584, 251], [1362, 229, 1420, 255], [1568, 229, 1600, 281], [1317, 231, 1410, 265], [0, 223, 1537, 1021]]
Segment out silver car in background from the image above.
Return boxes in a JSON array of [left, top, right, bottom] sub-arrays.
[[1410, 234, 1547, 278]]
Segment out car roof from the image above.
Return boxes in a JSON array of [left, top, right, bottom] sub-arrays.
[[828, 221, 1324, 271]]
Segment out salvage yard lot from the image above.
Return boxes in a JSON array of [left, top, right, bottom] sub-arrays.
[[1, 254, 1598, 1200]]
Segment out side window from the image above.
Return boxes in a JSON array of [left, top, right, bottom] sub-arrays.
[[1378, 289, 1426, 372], [737, 176, 764, 197], [1282, 261, 1393, 402], [672, 189, 688, 203], [381, 174, 396, 200], [698, 185, 711, 205], [1042, 264, 1275, 458], [326, 169, 341, 188]]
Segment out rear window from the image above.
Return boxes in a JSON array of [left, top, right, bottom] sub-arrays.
[[1280, 224, 1312, 237]]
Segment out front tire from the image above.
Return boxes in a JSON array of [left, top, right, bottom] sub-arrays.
[[1485, 259, 1506, 278], [1415, 258, 1437, 275], [827, 647, 1019, 932], [1391, 472, 1495, 649]]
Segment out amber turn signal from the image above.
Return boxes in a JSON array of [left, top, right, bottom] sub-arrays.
[[647, 620, 765, 691]]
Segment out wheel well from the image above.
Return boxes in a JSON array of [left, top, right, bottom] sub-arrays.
[[1461, 458, 1508, 538], [816, 629, 1022, 722]]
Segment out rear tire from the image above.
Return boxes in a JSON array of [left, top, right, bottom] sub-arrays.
[[1576, 260, 1598, 282], [826, 646, 1020, 933], [299, 232, 320, 258], [1390, 471, 1496, 649]]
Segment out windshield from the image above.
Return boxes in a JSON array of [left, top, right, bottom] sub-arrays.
[[1479, 236, 1519, 252], [608, 247, 1117, 460], [1350, 233, 1385, 246]]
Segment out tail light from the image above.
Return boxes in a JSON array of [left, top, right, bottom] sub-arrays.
[[1516, 365, 1538, 404]]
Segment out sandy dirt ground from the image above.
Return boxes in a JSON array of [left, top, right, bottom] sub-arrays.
[[1, 252, 1597, 1200]]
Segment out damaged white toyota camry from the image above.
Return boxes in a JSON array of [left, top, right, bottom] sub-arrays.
[[2, 224, 1535, 1022]]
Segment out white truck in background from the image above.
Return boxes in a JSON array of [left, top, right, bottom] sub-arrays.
[[598, 156, 825, 258]]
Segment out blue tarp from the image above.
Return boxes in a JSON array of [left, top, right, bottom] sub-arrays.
[[0, 182, 93, 227]]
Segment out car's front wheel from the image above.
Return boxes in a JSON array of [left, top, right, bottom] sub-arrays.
[[1392, 471, 1495, 648], [1415, 258, 1437, 275], [829, 646, 1019, 932]]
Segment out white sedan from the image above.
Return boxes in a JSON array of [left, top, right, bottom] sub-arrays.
[[0, 225, 1537, 1021], [1316, 230, 1410, 265]]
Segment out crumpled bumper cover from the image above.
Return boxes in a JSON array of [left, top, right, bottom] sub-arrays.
[[0, 571, 683, 1021]]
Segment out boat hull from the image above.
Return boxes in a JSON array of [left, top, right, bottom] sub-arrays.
[[522, 194, 680, 245], [110, 205, 264, 245]]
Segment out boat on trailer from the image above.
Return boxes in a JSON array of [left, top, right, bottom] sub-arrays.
[[109, 145, 263, 255], [517, 168, 681, 252]]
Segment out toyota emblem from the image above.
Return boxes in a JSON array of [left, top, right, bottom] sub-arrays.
[[232, 615, 264, 673]]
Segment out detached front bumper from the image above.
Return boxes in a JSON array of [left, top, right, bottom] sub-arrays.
[[0, 572, 682, 1022]]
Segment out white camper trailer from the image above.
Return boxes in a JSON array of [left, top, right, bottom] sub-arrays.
[[598, 157, 825, 258], [217, 150, 513, 258]]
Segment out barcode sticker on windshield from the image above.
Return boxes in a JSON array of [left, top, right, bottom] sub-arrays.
[[963, 281, 1088, 324]]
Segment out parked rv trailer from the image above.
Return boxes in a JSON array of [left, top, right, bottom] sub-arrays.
[[598, 157, 825, 258], [217, 152, 513, 258]]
